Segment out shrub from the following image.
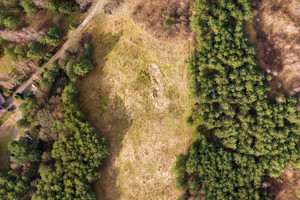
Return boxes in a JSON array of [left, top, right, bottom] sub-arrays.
[[22, 1, 38, 12], [27, 42, 43, 59], [16, 118, 30, 128], [73, 58, 93, 76], [4, 47, 18, 61], [4, 16, 20, 30], [39, 28, 62, 46]]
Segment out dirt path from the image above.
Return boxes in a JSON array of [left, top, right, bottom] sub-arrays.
[[3, 0, 110, 112], [47, 0, 110, 65]]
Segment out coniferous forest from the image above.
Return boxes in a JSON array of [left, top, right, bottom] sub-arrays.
[[174, 0, 300, 199]]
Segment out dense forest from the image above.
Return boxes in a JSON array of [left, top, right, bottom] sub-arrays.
[[175, 0, 300, 199], [0, 41, 109, 199]]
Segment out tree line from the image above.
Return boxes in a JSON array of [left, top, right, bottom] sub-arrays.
[[0, 40, 108, 199], [33, 42, 109, 199], [175, 0, 300, 199]]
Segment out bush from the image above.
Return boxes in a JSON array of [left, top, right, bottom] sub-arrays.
[[27, 42, 43, 59], [73, 58, 93, 76], [7, 89, 14, 93], [14, 45, 29, 61], [0, 37, 9, 45], [4, 47, 18, 61], [8, 140, 41, 164], [48, 0, 77, 16], [4, 16, 20, 30], [39, 28, 62, 46], [16, 118, 29, 128], [84, 43, 93, 58], [22, 1, 38, 12], [0, 11, 8, 24]]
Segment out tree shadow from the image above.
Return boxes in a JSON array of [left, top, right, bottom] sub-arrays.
[[77, 31, 131, 200], [91, 95, 132, 200]]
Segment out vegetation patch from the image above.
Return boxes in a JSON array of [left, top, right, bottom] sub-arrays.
[[175, 0, 300, 199]]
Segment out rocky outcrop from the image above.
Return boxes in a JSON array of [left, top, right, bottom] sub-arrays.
[[0, 28, 47, 43]]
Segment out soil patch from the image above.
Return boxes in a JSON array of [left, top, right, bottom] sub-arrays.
[[148, 63, 170, 113], [262, 167, 300, 200], [245, 0, 300, 97], [132, 0, 193, 41]]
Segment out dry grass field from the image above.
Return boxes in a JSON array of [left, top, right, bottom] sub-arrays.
[[76, 0, 194, 199]]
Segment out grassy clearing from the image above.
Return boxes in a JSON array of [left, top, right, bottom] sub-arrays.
[[0, 126, 15, 169], [0, 111, 14, 126], [59, 13, 79, 33], [77, 3, 193, 200], [0, 56, 14, 74]]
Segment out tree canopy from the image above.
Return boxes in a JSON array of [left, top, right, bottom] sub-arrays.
[[0, 171, 29, 200], [8, 140, 41, 165], [39, 27, 62, 46], [176, 0, 300, 199]]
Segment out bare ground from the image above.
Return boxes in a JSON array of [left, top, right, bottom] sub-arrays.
[[262, 167, 300, 200], [245, 0, 300, 97], [77, 0, 194, 199]]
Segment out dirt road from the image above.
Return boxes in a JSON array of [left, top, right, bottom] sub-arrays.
[[5, 0, 108, 109]]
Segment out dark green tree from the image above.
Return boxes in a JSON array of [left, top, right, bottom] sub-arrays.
[[4, 16, 20, 30], [39, 27, 62, 46]]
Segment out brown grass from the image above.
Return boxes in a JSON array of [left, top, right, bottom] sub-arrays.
[[77, 1, 194, 199]]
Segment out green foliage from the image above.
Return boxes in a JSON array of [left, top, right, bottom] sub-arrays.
[[33, 84, 109, 199], [33, 162, 97, 200], [22, 1, 38, 12], [176, 0, 300, 199], [47, 68, 62, 100], [40, 62, 60, 87], [84, 42, 93, 58], [0, 11, 8, 24], [14, 44, 29, 61], [4, 15, 20, 30], [0, 37, 9, 45], [16, 118, 30, 128], [66, 45, 94, 82], [8, 140, 41, 165], [27, 42, 43, 59], [39, 27, 62, 46], [66, 58, 78, 82], [48, 0, 77, 16], [73, 58, 93, 76], [0, 171, 29, 200], [17, 94, 38, 128], [184, 135, 267, 200], [7, 88, 14, 94], [4, 42, 41, 61], [4, 47, 18, 61]]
